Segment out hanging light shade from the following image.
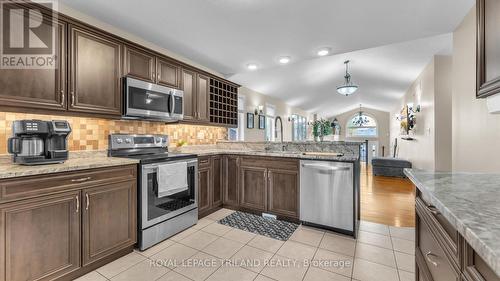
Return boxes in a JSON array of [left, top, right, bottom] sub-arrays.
[[337, 60, 358, 96]]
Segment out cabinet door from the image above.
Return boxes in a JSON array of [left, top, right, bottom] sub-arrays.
[[157, 58, 180, 88], [197, 74, 210, 122], [223, 155, 239, 206], [182, 68, 197, 120], [69, 26, 122, 116], [123, 45, 155, 82], [212, 156, 223, 207], [82, 181, 136, 266], [0, 191, 80, 281], [198, 166, 211, 214], [268, 168, 299, 218], [239, 166, 267, 212], [0, 18, 66, 112]]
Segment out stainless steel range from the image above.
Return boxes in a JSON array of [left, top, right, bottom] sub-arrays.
[[108, 134, 198, 250]]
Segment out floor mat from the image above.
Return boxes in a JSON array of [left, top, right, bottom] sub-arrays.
[[218, 211, 299, 241]]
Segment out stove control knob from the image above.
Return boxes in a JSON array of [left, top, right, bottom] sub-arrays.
[[156, 137, 162, 143], [125, 138, 132, 144], [115, 138, 123, 144]]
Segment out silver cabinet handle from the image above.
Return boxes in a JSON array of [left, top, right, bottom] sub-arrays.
[[71, 177, 91, 183], [75, 195, 79, 213], [85, 193, 89, 210], [425, 251, 438, 267]]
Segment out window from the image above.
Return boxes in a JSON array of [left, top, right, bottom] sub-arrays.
[[292, 114, 307, 141], [228, 96, 245, 141], [265, 104, 276, 141], [346, 113, 378, 138]]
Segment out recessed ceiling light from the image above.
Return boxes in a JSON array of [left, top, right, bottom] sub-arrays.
[[317, 48, 330, 56], [278, 56, 291, 64], [247, 63, 258, 70]]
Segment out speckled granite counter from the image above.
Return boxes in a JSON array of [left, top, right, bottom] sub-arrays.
[[404, 169, 500, 277], [0, 151, 139, 179]]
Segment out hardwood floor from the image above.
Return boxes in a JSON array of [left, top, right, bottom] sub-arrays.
[[360, 163, 416, 227]]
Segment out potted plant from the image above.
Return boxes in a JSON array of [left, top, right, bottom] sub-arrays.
[[312, 119, 333, 141]]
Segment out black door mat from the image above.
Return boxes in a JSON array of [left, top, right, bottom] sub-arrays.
[[218, 211, 299, 241]]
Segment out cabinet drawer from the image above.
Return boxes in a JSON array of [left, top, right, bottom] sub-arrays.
[[240, 156, 298, 170], [198, 156, 211, 168], [0, 165, 137, 203], [418, 211, 460, 281]]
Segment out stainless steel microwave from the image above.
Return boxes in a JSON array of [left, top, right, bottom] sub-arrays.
[[123, 77, 184, 122]]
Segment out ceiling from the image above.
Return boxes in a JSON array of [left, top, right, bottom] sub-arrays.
[[61, 0, 474, 117]]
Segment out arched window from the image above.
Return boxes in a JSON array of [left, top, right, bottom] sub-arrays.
[[346, 113, 378, 137]]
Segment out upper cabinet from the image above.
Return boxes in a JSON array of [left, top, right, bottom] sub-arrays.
[[123, 46, 155, 83], [209, 78, 238, 127], [477, 0, 500, 98], [68, 25, 122, 116], [157, 58, 181, 88]]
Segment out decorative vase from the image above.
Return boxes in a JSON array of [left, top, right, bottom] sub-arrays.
[[319, 136, 324, 142]]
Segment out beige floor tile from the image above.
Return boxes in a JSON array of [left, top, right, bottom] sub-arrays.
[[254, 275, 275, 281], [389, 226, 415, 241], [97, 252, 146, 278], [156, 270, 192, 281], [192, 218, 215, 230], [395, 251, 415, 273], [276, 240, 317, 261], [359, 220, 390, 236], [230, 245, 274, 273], [319, 233, 356, 256], [392, 237, 415, 255], [247, 235, 285, 253], [150, 243, 198, 269], [170, 227, 199, 242], [201, 223, 233, 236], [312, 248, 353, 277], [355, 242, 396, 268], [179, 230, 219, 250], [352, 258, 399, 281], [357, 230, 393, 249], [206, 208, 235, 220], [303, 267, 351, 281], [173, 252, 222, 281], [222, 228, 256, 244], [260, 255, 309, 281], [110, 259, 170, 281], [206, 265, 257, 281], [399, 269, 416, 281], [289, 227, 325, 247], [74, 271, 107, 281], [202, 237, 245, 259], [137, 239, 175, 257]]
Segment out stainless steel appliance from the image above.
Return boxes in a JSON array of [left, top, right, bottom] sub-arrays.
[[123, 77, 184, 122], [7, 120, 71, 165], [108, 134, 197, 250], [300, 160, 355, 235]]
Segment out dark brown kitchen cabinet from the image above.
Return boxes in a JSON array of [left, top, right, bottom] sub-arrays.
[[267, 168, 299, 218], [68, 25, 122, 116], [212, 155, 223, 207], [82, 181, 136, 266], [123, 45, 155, 82], [197, 74, 210, 122], [157, 58, 181, 88], [223, 155, 239, 207], [198, 163, 211, 215], [477, 0, 500, 98], [209, 78, 239, 127], [239, 166, 267, 212], [198, 156, 224, 218], [0, 17, 66, 112], [0, 191, 80, 281], [182, 68, 197, 120]]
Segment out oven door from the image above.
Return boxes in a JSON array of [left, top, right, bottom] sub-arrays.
[[124, 77, 172, 120], [140, 158, 198, 229]]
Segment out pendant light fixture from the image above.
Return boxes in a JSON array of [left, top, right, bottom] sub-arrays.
[[337, 60, 358, 96], [352, 104, 369, 127]]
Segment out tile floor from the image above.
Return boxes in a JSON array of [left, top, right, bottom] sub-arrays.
[[76, 209, 416, 281]]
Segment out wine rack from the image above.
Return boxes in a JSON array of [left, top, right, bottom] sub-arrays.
[[209, 78, 238, 127]]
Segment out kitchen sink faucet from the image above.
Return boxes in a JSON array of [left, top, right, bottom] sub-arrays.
[[275, 116, 285, 151]]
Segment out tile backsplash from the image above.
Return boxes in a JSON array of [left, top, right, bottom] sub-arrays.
[[0, 112, 227, 154]]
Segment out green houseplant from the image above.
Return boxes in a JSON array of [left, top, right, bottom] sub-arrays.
[[312, 119, 333, 141]]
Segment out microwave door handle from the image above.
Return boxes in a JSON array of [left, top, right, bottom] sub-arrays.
[[168, 92, 175, 115]]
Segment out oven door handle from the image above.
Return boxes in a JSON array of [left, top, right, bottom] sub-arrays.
[[142, 159, 198, 170]]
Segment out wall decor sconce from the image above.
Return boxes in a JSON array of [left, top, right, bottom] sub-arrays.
[[407, 103, 421, 114], [254, 105, 264, 115]]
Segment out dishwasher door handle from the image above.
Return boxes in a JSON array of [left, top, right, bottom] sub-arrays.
[[301, 163, 351, 172]]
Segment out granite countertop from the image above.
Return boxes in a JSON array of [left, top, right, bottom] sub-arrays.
[[0, 151, 139, 179], [404, 169, 500, 277]]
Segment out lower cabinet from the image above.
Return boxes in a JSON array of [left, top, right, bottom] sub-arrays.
[[197, 155, 224, 218], [223, 155, 239, 207], [198, 162, 211, 215], [267, 168, 299, 218], [239, 166, 267, 212]]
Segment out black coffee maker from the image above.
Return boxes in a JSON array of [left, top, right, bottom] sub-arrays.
[[7, 120, 72, 165]]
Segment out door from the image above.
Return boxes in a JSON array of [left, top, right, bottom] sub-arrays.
[[197, 74, 210, 122], [223, 155, 239, 206], [0, 17, 66, 111], [82, 181, 136, 266], [182, 68, 197, 120], [157, 58, 180, 88], [268, 168, 299, 218], [69, 26, 122, 116], [0, 191, 80, 281], [198, 166, 211, 214], [239, 166, 267, 212], [123, 45, 155, 82], [212, 156, 223, 207]]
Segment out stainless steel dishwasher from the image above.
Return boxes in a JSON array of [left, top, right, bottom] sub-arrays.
[[300, 160, 354, 234]]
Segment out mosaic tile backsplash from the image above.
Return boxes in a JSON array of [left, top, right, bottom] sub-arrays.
[[0, 112, 228, 154]]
